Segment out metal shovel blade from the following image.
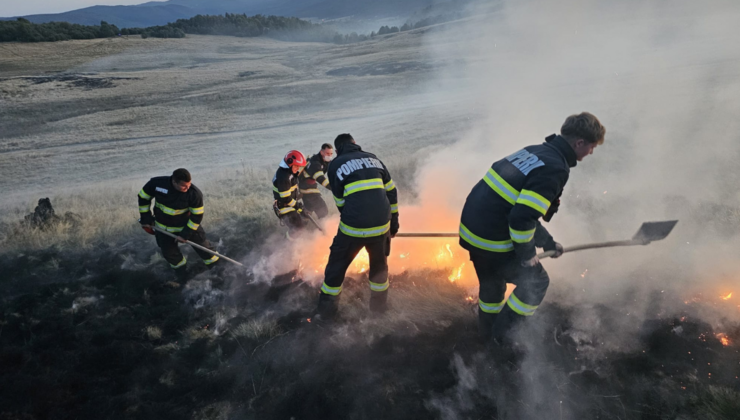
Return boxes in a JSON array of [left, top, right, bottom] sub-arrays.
[[631, 220, 678, 244]]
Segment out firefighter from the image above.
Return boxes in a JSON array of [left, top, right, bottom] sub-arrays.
[[459, 113, 605, 344], [273, 150, 308, 239], [298, 143, 334, 219], [316, 133, 399, 319], [138, 168, 220, 282]]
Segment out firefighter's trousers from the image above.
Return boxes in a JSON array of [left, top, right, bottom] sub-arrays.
[[155, 226, 220, 271], [318, 232, 391, 316], [469, 252, 550, 342], [302, 193, 328, 219]]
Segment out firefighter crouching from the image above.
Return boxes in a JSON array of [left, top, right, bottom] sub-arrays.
[[298, 143, 334, 219], [316, 133, 399, 319], [459, 113, 605, 344], [273, 150, 308, 239], [139, 168, 220, 282]]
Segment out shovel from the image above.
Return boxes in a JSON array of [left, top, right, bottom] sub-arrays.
[[537, 220, 678, 259], [152, 225, 244, 267]]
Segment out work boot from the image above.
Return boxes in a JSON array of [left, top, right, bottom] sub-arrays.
[[478, 310, 497, 344], [491, 306, 525, 345], [174, 266, 189, 284], [369, 290, 389, 314], [315, 293, 340, 322]]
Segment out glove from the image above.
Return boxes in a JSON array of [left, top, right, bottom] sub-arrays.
[[390, 217, 399, 238], [141, 225, 155, 235], [294, 202, 304, 213], [544, 239, 564, 258], [521, 255, 540, 267], [139, 214, 154, 226]]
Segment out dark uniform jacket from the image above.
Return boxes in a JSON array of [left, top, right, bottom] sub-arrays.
[[299, 153, 330, 194], [138, 176, 205, 240], [459, 135, 577, 260], [273, 161, 300, 215], [326, 143, 399, 238]]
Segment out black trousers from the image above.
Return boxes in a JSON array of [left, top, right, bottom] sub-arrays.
[[469, 252, 550, 340], [302, 193, 328, 219], [321, 232, 391, 303], [155, 226, 219, 269]]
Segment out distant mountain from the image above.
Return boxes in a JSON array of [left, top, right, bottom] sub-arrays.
[[1, 0, 442, 28]]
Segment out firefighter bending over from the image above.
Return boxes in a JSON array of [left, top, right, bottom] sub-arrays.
[[139, 168, 220, 282], [298, 143, 334, 219], [273, 150, 308, 239], [316, 133, 399, 319], [459, 113, 605, 344]]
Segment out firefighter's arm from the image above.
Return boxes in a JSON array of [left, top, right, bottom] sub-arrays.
[[328, 162, 345, 213], [381, 163, 399, 236], [306, 162, 330, 189], [137, 180, 155, 225], [508, 168, 565, 262], [275, 175, 297, 208], [179, 190, 205, 240]]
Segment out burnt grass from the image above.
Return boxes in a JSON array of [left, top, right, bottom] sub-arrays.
[[1, 238, 739, 419]]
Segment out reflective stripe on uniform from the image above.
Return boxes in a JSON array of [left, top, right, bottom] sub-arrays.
[[138, 189, 152, 200], [155, 221, 184, 233], [459, 223, 513, 252], [139, 205, 151, 213], [273, 185, 297, 198], [279, 206, 296, 215], [155, 202, 189, 216], [313, 171, 325, 180], [300, 188, 321, 194], [339, 221, 390, 238], [187, 220, 199, 230], [369, 279, 389, 292], [483, 168, 520, 205], [321, 179, 330, 187], [509, 227, 535, 243], [321, 282, 342, 296], [285, 199, 297, 207], [189, 206, 204, 215], [506, 292, 538, 316], [517, 189, 551, 215], [390, 203, 399, 214], [203, 255, 219, 265], [170, 257, 186, 269], [334, 195, 345, 207], [384, 180, 396, 191], [344, 178, 385, 196], [479, 298, 506, 314]]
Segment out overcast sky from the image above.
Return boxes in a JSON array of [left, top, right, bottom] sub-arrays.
[[0, 1, 163, 17]]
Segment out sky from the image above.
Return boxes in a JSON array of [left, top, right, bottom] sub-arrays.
[[0, 0, 162, 17]]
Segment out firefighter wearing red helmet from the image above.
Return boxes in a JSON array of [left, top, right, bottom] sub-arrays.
[[273, 150, 307, 239]]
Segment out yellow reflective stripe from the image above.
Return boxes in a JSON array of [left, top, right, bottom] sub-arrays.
[[203, 255, 219, 265], [321, 179, 330, 187], [155, 202, 189, 216], [321, 282, 342, 296], [279, 207, 296, 215], [339, 221, 390, 238], [187, 220, 200, 230], [369, 279, 389, 292], [139, 205, 151, 213], [313, 171, 325, 180], [334, 195, 345, 207], [483, 168, 520, 205], [517, 189, 551, 215], [155, 221, 184, 233], [138, 189, 152, 200], [300, 189, 321, 194], [273, 185, 297, 198], [390, 204, 399, 214], [286, 199, 297, 207], [189, 206, 204, 215], [344, 178, 384, 196], [459, 223, 513, 252], [479, 298, 506, 314], [384, 179, 396, 191], [509, 227, 535, 244], [506, 292, 538, 316], [170, 257, 187, 269]]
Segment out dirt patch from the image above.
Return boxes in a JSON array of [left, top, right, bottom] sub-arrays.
[[326, 61, 434, 76], [15, 74, 140, 90]]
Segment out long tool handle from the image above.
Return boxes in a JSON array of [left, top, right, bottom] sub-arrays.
[[152, 226, 244, 267], [537, 239, 647, 259], [395, 233, 458, 238], [302, 211, 325, 234]]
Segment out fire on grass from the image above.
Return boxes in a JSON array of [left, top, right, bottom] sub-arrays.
[[681, 289, 736, 347]]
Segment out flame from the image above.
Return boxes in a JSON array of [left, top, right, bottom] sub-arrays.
[[446, 244, 454, 258], [354, 248, 370, 274], [716, 333, 730, 346], [448, 263, 465, 283], [721, 292, 732, 300]]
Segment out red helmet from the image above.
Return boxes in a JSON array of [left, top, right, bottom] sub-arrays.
[[284, 150, 307, 167]]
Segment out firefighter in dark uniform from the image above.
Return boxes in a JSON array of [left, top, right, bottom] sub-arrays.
[[138, 168, 220, 281], [316, 134, 399, 319], [459, 113, 605, 343], [273, 150, 308, 239], [298, 143, 334, 219]]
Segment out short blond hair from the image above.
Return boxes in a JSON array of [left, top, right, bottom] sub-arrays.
[[561, 112, 605, 145]]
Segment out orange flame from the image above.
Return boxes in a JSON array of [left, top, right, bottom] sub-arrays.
[[449, 263, 465, 283], [721, 292, 732, 300], [716, 333, 730, 346]]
